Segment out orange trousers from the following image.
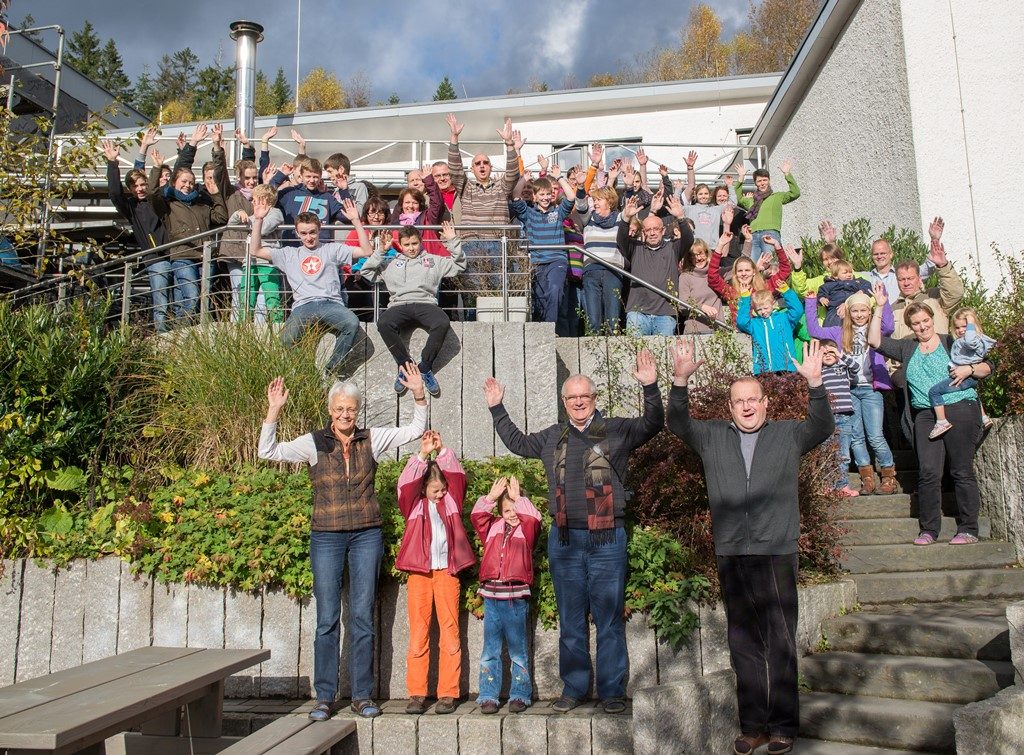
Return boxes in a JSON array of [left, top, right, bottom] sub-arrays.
[[406, 569, 462, 698]]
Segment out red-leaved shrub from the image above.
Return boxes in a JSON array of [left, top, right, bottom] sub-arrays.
[[628, 367, 846, 596]]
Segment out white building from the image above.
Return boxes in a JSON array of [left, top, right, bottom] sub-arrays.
[[750, 0, 1024, 281]]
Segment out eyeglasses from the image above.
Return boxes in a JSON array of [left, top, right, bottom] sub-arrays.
[[562, 393, 595, 402], [730, 397, 765, 408], [473, 159, 491, 166], [433, 171, 451, 178]]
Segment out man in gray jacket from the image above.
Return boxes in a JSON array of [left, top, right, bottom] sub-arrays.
[[359, 221, 467, 398], [666, 339, 832, 755]]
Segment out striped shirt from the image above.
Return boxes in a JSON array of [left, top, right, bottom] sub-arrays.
[[821, 353, 860, 415], [448, 142, 520, 240], [511, 192, 586, 263], [478, 580, 531, 600], [576, 209, 624, 267]]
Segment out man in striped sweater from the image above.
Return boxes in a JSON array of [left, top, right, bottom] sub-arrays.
[[446, 113, 521, 296]]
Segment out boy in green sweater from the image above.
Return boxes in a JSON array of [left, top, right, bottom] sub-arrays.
[[734, 159, 800, 264]]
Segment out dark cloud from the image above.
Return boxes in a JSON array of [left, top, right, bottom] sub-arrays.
[[23, 0, 749, 103]]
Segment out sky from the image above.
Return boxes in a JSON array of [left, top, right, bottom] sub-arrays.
[[20, 0, 750, 104]]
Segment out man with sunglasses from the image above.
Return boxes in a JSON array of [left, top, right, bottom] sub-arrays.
[[445, 113, 521, 300], [666, 340, 833, 755], [482, 351, 663, 716]]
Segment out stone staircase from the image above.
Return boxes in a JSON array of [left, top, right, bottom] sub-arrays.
[[797, 450, 1024, 753]]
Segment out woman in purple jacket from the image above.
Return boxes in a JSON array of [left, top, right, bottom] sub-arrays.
[[805, 290, 898, 494]]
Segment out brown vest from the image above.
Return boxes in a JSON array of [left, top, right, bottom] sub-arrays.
[[308, 426, 379, 531]]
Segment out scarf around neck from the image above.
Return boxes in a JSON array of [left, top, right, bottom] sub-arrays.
[[744, 188, 773, 223], [553, 414, 617, 546], [589, 211, 619, 230], [165, 185, 200, 205], [236, 184, 254, 201]]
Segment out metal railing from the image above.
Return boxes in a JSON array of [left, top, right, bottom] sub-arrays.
[[6, 222, 734, 333]]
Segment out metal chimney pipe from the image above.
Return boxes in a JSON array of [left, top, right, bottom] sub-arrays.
[[229, 20, 264, 143]]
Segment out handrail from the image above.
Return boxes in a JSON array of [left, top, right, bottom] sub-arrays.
[[530, 243, 734, 331], [5, 223, 523, 302]]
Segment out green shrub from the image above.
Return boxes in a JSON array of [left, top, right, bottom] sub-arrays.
[[798, 218, 929, 279]]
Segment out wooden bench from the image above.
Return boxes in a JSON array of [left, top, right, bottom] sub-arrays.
[[219, 716, 356, 755], [0, 646, 268, 754]]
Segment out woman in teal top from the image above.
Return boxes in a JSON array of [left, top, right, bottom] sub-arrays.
[[867, 284, 992, 546]]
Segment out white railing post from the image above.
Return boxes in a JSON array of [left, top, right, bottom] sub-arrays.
[[501, 231, 509, 321], [199, 242, 213, 324], [121, 261, 132, 326]]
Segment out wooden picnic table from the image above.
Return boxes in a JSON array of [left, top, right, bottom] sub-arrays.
[[0, 646, 269, 755]]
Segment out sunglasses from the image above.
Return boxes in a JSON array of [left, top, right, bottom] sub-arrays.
[[473, 159, 491, 166]]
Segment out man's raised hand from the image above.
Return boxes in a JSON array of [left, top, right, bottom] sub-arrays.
[[670, 339, 705, 386], [733, 161, 746, 183], [497, 117, 514, 146], [446, 113, 464, 139], [290, 129, 306, 152], [536, 153, 549, 173], [483, 377, 505, 407], [189, 123, 208, 147], [792, 340, 824, 387], [234, 128, 250, 148], [589, 143, 604, 167], [261, 125, 278, 143], [511, 129, 525, 153], [340, 198, 360, 223], [666, 194, 685, 219], [928, 216, 944, 243], [140, 127, 158, 149], [633, 349, 658, 386], [621, 195, 641, 221]]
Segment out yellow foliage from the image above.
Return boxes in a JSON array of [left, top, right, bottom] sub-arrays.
[[160, 99, 194, 125], [297, 67, 347, 112]]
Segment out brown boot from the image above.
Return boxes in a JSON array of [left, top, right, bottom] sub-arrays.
[[858, 465, 876, 495], [878, 466, 898, 495]]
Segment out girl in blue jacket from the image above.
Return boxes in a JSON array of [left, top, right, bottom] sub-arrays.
[[736, 285, 804, 374]]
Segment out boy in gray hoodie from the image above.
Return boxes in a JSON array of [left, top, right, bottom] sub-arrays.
[[360, 221, 467, 397]]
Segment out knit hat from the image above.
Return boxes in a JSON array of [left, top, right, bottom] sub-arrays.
[[846, 292, 874, 310]]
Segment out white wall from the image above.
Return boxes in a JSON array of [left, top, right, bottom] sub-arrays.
[[900, 0, 1024, 282], [766, 0, 923, 248]]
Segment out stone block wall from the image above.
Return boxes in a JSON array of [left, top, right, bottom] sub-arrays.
[[974, 416, 1024, 564]]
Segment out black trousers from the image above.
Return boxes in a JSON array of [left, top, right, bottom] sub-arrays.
[[912, 400, 982, 538], [376, 302, 451, 372], [716, 553, 800, 738]]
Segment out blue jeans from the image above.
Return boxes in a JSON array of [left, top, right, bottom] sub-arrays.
[[626, 311, 677, 336], [309, 527, 383, 702], [477, 597, 532, 705], [750, 229, 780, 263], [833, 413, 854, 488], [850, 385, 895, 468], [532, 259, 567, 323], [581, 264, 623, 334], [929, 376, 978, 407], [170, 259, 200, 320], [547, 526, 627, 700], [281, 299, 360, 373], [145, 260, 173, 331]]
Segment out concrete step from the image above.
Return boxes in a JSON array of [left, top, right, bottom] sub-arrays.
[[839, 495, 912, 520], [800, 651, 1014, 704], [851, 567, 1024, 604], [824, 603, 1010, 660], [799, 692, 957, 752], [795, 740, 923, 754], [841, 541, 1017, 573], [842, 517, 990, 545]]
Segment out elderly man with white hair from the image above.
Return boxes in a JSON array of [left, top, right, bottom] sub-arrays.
[[258, 364, 427, 722], [483, 350, 663, 715]]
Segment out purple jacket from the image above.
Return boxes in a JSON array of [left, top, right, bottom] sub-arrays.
[[804, 295, 894, 391]]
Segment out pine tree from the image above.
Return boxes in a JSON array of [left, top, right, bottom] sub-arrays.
[[18, 14, 45, 44], [193, 63, 235, 119], [387, 93, 400, 105], [432, 76, 457, 101], [96, 39, 132, 100], [66, 21, 103, 79], [132, 65, 158, 119], [154, 48, 200, 106], [270, 68, 292, 113]]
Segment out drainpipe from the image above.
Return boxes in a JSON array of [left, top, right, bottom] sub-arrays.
[[229, 20, 264, 143]]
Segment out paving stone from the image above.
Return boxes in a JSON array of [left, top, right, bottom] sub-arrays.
[[260, 588, 300, 697], [532, 622, 563, 700], [546, 714, 592, 753], [463, 608, 486, 697], [225, 588, 262, 698], [593, 713, 633, 754], [633, 670, 738, 755], [116, 569, 152, 654], [297, 595, 315, 698], [459, 714, 503, 755], [152, 580, 188, 648], [796, 578, 857, 655], [429, 322, 464, 457], [377, 579, 407, 700], [332, 710, 373, 755], [186, 584, 224, 649], [372, 713, 417, 753], [50, 562, 86, 672], [624, 614, 657, 696], [1008, 600, 1024, 685], [0, 560, 24, 685], [460, 323, 495, 459], [16, 560, 55, 681], [82, 556, 120, 664], [523, 323, 557, 434], [418, 713, 459, 754], [698, 602, 730, 675], [501, 713, 547, 754]]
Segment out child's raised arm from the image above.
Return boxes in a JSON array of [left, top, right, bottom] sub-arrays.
[[248, 199, 276, 262]]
